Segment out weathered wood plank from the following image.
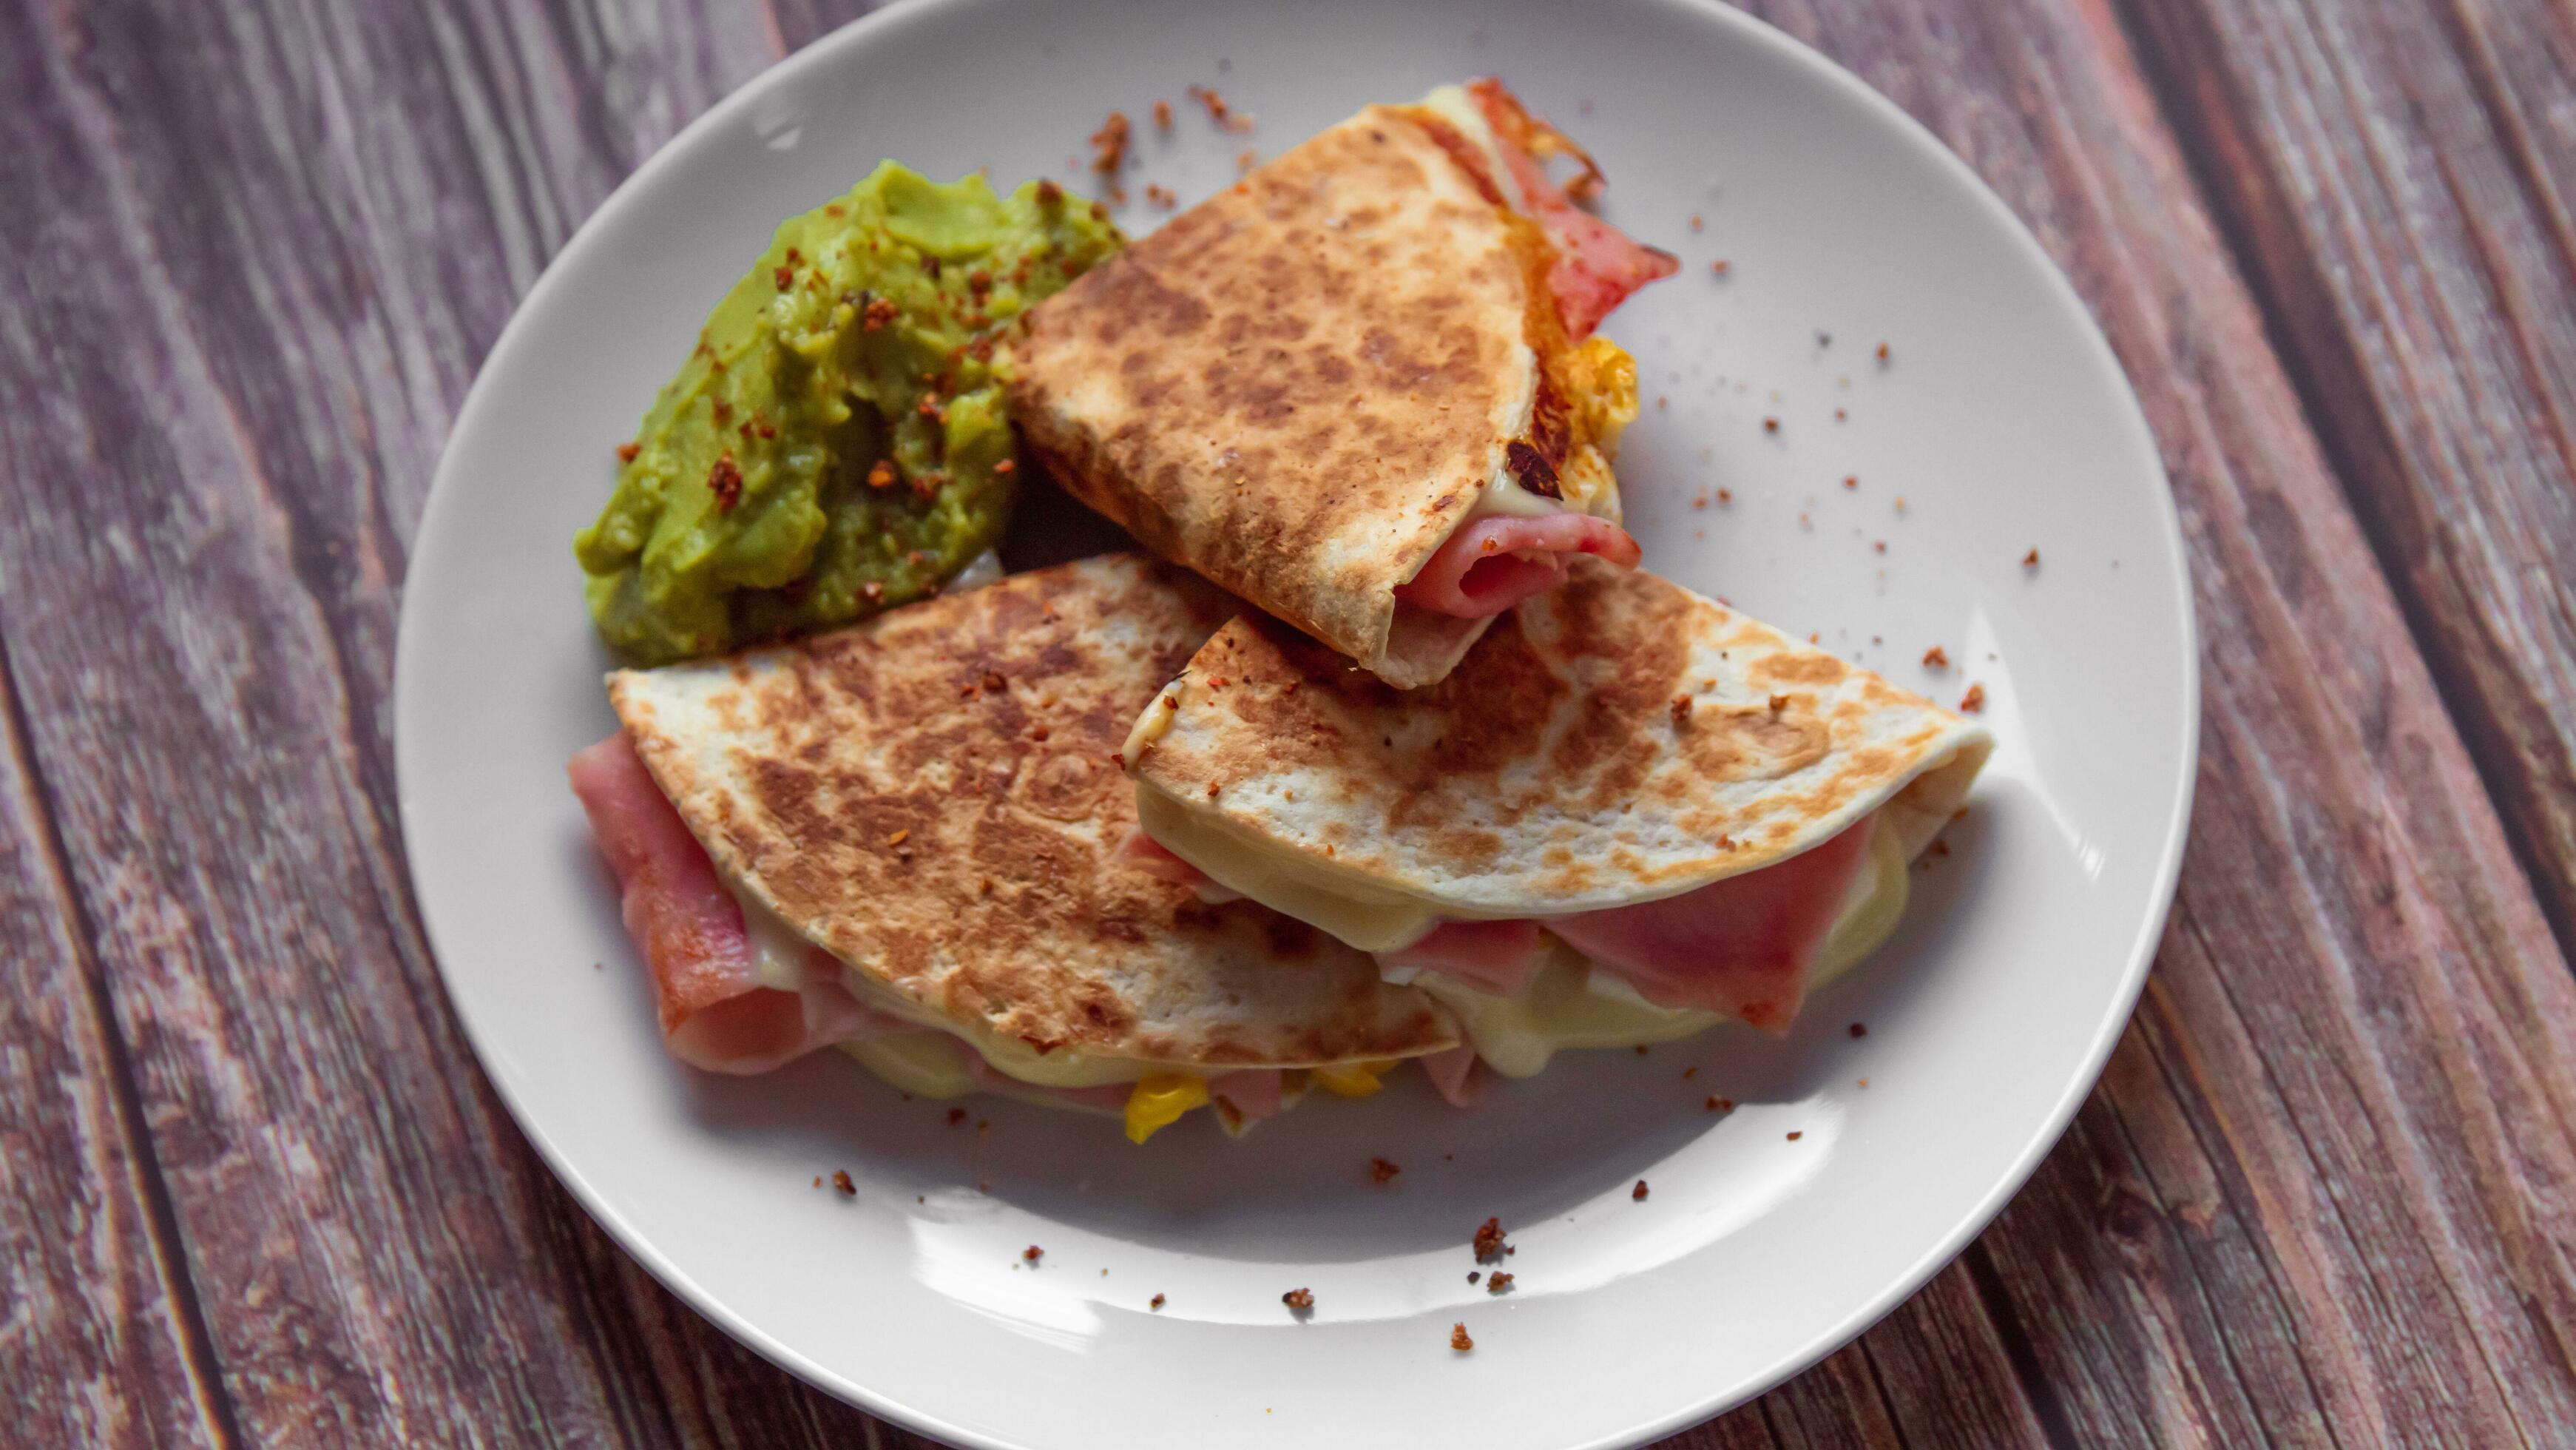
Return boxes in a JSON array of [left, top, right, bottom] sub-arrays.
[[0, 0, 904, 1443], [2118, 0, 2576, 960], [0, 644, 223, 1445], [1723, 0, 2576, 1446]]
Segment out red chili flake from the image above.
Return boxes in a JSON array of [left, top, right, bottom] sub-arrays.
[[1922, 646, 1950, 668], [706, 452, 743, 511], [1037, 177, 1064, 206], [1632, 1179, 1650, 1201], [1788, 1131, 1805, 1142], [615, 441, 640, 462], [1150, 1292, 1166, 1309], [1706, 1096, 1733, 1112], [1960, 684, 1987, 713], [711, 399, 732, 426], [773, 264, 794, 290], [947, 1107, 967, 1125], [993, 458, 1016, 477], [1089, 110, 1132, 174], [1370, 1157, 1402, 1184], [1109, 752, 1126, 769], [862, 296, 899, 330], [1029, 725, 1049, 742], [1451, 1323, 1475, 1352], [1024, 1245, 1044, 1263], [866, 459, 898, 490], [1188, 84, 1253, 132], [1282, 1287, 1314, 1310], [831, 1170, 856, 1197]]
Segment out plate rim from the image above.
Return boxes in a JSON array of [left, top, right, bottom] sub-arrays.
[[392, 0, 2202, 1443]]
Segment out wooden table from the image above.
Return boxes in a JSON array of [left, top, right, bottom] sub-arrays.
[[9, 0, 2574, 1443]]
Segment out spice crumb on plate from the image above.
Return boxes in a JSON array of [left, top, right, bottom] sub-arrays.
[[1370, 1156, 1402, 1184], [1282, 1287, 1314, 1310], [1473, 1216, 1509, 1261], [831, 1170, 856, 1197], [1024, 1245, 1044, 1263], [1487, 1271, 1515, 1295], [1452, 1323, 1475, 1352], [1150, 1292, 1166, 1310], [1632, 1179, 1650, 1201]]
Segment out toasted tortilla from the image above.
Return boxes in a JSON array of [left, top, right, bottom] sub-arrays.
[[1126, 560, 1993, 942], [606, 554, 1456, 1068], [1007, 98, 1634, 689]]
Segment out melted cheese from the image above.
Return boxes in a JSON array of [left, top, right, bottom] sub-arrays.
[[1427, 820, 1912, 1074]]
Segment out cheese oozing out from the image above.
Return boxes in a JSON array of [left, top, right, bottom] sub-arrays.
[[1124, 779, 1916, 1072], [717, 868, 1391, 1140]]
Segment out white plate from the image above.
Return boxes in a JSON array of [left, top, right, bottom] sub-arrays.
[[396, 0, 2196, 1445]]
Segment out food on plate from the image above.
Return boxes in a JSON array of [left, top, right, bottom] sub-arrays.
[[1120, 560, 1992, 1092], [575, 163, 1123, 665], [1007, 80, 1675, 689], [567, 554, 1457, 1142]]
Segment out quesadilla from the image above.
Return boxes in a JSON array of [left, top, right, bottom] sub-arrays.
[[1120, 560, 1992, 1096], [568, 554, 1458, 1142], [1007, 80, 1677, 689]]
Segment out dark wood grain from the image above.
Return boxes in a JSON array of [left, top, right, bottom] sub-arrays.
[[2120, 0, 2576, 962], [0, 635, 223, 1446], [6, 0, 2576, 1445]]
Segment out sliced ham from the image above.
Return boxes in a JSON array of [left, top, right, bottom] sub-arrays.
[[1421, 1043, 1487, 1108], [569, 734, 919, 1074], [1549, 817, 1878, 1034], [1116, 829, 1243, 903], [1396, 512, 1642, 618], [1468, 78, 1680, 339], [1379, 918, 1549, 997], [1210, 1068, 1286, 1121]]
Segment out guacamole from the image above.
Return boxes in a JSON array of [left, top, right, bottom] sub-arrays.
[[575, 163, 1123, 664]]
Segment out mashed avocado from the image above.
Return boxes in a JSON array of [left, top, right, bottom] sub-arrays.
[[575, 163, 1122, 663]]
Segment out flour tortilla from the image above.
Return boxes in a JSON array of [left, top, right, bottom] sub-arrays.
[[1128, 559, 1993, 920], [608, 554, 1456, 1068], [1007, 102, 1613, 689]]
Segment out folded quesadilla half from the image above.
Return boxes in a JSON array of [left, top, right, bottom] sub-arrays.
[[569, 554, 1458, 1142], [1008, 80, 1677, 689], [1120, 561, 1992, 1095]]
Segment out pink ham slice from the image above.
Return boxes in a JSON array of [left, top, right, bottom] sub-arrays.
[[1549, 817, 1878, 1034], [1468, 78, 1680, 340], [1420, 1043, 1487, 1108], [1380, 918, 1549, 997], [1396, 512, 1643, 618], [569, 734, 920, 1074], [1115, 829, 1243, 903]]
